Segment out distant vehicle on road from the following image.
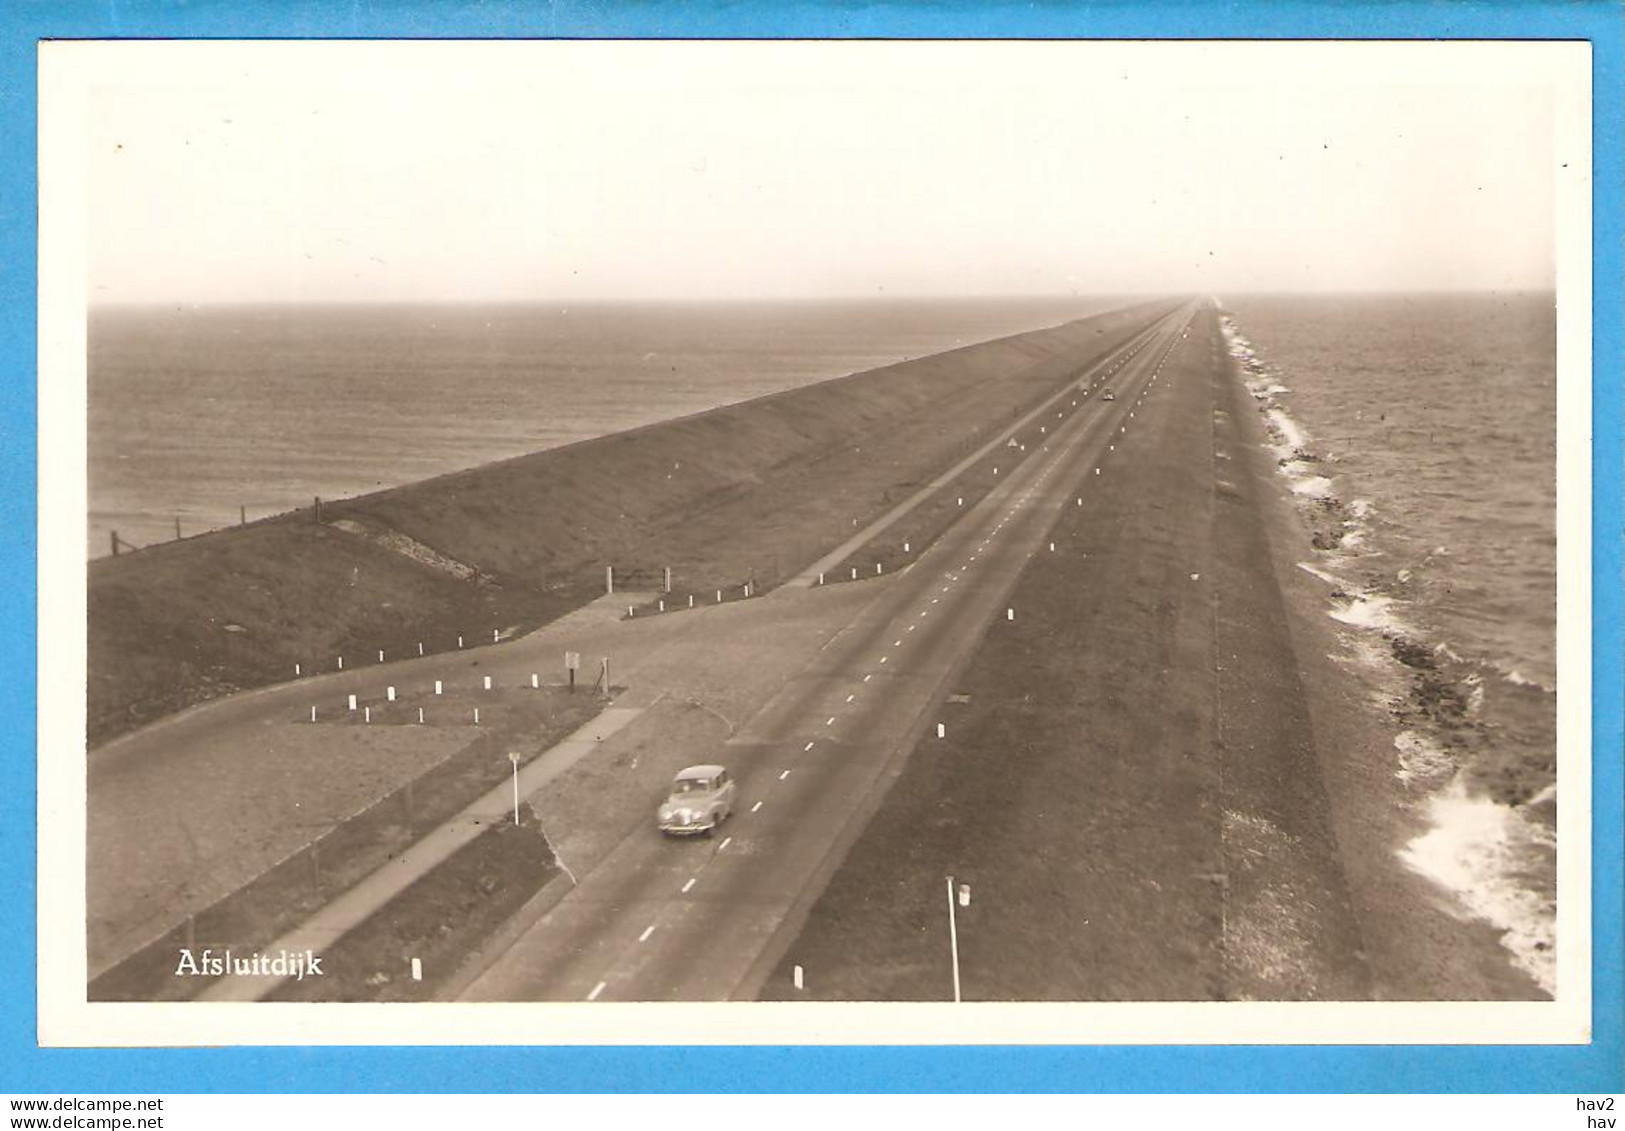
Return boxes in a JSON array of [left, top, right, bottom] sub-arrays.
[[657, 764, 736, 836], [1101, 389, 1116, 401]]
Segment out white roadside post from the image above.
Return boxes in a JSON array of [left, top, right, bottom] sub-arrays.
[[946, 875, 962, 1003], [509, 752, 521, 825]]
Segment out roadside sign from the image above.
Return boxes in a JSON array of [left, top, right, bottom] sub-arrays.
[[565, 651, 581, 670]]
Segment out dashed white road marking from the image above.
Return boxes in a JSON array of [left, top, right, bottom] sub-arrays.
[[638, 925, 656, 943], [845, 694, 855, 702], [719, 836, 732, 850], [804, 740, 815, 751], [587, 981, 606, 1001], [779, 769, 791, 780], [681, 877, 697, 893], [752, 800, 763, 813], [825, 716, 836, 726], [880, 656, 889, 664]]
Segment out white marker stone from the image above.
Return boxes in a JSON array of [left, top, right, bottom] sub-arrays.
[[411, 958, 422, 982], [483, 675, 492, 691], [794, 965, 804, 990], [294, 663, 301, 677], [310, 706, 317, 723], [474, 708, 480, 724], [417, 707, 424, 724], [364, 707, 371, 723], [937, 723, 946, 738], [387, 686, 396, 702], [531, 673, 539, 688], [348, 694, 357, 712], [1006, 608, 1014, 620], [337, 657, 344, 670], [378, 650, 385, 663], [434, 680, 443, 695]]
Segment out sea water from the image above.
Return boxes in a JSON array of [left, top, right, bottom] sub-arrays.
[[89, 297, 1111, 555], [1219, 292, 1558, 995]]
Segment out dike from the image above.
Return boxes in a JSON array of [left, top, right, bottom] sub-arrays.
[[88, 299, 1176, 748]]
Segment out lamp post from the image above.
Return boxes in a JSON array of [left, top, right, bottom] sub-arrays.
[[945, 875, 971, 1002], [508, 752, 521, 825]]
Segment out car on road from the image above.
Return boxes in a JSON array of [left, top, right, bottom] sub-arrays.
[[657, 764, 736, 836], [1101, 389, 1116, 401]]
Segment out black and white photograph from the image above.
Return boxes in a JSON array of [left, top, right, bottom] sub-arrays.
[[39, 38, 1589, 1045]]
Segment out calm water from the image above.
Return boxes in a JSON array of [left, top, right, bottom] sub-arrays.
[[89, 298, 1114, 555]]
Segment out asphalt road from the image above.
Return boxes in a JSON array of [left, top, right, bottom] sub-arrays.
[[460, 301, 1201, 1001]]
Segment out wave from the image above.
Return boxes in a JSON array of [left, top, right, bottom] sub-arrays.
[[1220, 307, 1556, 997], [1398, 776, 1557, 996]]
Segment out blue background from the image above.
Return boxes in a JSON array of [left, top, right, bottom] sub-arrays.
[[3, 0, 1618, 1094]]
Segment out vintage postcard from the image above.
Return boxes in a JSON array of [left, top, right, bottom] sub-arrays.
[[37, 37, 1592, 1048]]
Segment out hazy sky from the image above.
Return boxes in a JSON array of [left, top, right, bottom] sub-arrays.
[[69, 40, 1577, 303]]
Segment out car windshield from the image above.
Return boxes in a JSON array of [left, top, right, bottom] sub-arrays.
[[671, 778, 712, 796]]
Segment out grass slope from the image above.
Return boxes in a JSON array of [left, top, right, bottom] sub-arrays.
[[90, 300, 1171, 746]]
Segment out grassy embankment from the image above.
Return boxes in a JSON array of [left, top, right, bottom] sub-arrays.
[[90, 684, 602, 1001], [90, 301, 1168, 747]]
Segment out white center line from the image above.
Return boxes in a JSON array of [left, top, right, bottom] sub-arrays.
[[638, 925, 656, 943], [846, 694, 855, 702], [826, 716, 836, 725], [894, 639, 902, 646], [587, 981, 606, 1001], [779, 769, 791, 780], [681, 877, 696, 893], [880, 656, 889, 663], [719, 836, 731, 850], [908, 625, 916, 632], [752, 800, 763, 813], [863, 673, 872, 681]]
